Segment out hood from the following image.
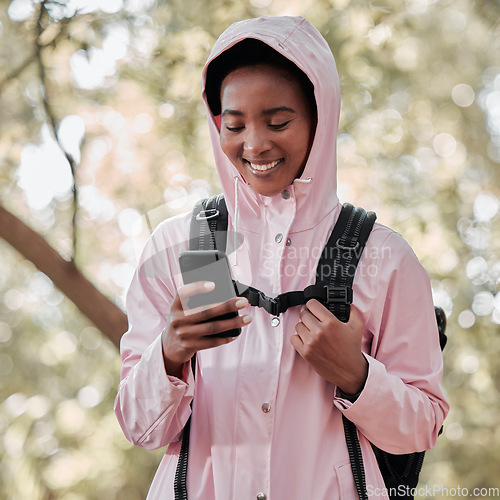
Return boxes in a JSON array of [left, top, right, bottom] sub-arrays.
[[201, 16, 341, 233]]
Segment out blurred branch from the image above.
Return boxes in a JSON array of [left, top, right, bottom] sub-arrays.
[[35, 1, 79, 262], [0, 203, 127, 348], [0, 52, 38, 94]]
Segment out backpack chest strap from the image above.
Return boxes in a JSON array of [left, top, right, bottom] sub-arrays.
[[233, 281, 353, 317]]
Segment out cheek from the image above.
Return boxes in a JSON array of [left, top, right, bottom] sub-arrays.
[[296, 126, 314, 159], [288, 133, 309, 159], [219, 133, 229, 155], [219, 133, 238, 160]]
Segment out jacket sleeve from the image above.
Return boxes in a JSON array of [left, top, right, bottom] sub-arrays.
[[334, 230, 449, 454], [114, 222, 194, 450]]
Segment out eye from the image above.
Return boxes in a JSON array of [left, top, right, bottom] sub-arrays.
[[225, 125, 244, 132], [269, 120, 292, 130]]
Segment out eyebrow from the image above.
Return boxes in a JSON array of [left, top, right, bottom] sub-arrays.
[[221, 106, 296, 118]]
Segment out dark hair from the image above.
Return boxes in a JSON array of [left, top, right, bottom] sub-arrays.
[[205, 38, 316, 117]]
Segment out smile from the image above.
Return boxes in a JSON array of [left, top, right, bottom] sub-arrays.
[[245, 159, 282, 172]]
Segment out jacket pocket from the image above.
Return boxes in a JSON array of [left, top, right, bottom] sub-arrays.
[[334, 460, 358, 500]]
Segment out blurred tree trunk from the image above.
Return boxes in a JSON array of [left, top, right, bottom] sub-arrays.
[[0, 203, 127, 348]]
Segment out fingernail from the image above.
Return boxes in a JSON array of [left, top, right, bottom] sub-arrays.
[[242, 315, 252, 324], [235, 298, 248, 308], [204, 281, 215, 290]]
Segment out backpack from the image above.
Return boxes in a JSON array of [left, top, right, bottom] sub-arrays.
[[174, 194, 447, 500]]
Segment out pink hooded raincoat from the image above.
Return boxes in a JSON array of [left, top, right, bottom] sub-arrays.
[[115, 16, 449, 500]]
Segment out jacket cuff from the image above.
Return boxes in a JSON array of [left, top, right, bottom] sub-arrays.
[[337, 388, 362, 403], [333, 353, 377, 410], [157, 330, 194, 385], [334, 352, 370, 407]]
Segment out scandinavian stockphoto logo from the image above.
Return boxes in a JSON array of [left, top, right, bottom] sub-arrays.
[[138, 227, 393, 288], [261, 240, 393, 280], [136, 217, 393, 315]]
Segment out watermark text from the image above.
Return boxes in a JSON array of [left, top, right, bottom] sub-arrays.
[[367, 484, 500, 498]]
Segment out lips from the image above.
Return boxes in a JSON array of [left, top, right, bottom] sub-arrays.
[[244, 159, 282, 173]]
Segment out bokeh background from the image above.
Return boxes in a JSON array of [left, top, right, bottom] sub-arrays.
[[1, 0, 499, 498]]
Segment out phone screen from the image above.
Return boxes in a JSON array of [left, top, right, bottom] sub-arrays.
[[179, 250, 240, 337]]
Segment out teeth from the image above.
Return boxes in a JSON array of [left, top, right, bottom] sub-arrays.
[[247, 160, 280, 172]]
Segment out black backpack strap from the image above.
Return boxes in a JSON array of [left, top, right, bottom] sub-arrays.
[[232, 281, 337, 317], [189, 194, 228, 252], [175, 196, 228, 500], [371, 445, 425, 499], [317, 203, 377, 322], [336, 210, 448, 500], [318, 204, 375, 500], [344, 416, 369, 500], [435, 306, 447, 350], [174, 354, 197, 500]]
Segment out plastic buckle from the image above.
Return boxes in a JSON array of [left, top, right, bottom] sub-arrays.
[[335, 238, 360, 252], [325, 286, 352, 305], [257, 291, 279, 316], [196, 208, 220, 220]]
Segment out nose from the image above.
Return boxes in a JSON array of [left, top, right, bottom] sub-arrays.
[[243, 127, 272, 156]]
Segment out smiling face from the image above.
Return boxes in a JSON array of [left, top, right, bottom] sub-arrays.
[[219, 64, 316, 197]]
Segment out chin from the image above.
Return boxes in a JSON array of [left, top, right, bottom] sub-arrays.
[[250, 185, 284, 197]]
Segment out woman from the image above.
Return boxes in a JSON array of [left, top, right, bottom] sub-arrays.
[[115, 16, 448, 499]]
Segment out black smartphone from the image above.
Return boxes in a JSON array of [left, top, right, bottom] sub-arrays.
[[178, 250, 241, 338]]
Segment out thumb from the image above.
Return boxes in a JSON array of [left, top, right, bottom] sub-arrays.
[[347, 305, 365, 333]]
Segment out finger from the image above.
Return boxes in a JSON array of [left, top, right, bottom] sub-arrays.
[[348, 305, 362, 324], [306, 299, 362, 327], [347, 306, 365, 333], [299, 304, 323, 330], [200, 310, 252, 337], [177, 281, 215, 312], [187, 296, 249, 324], [294, 320, 309, 338], [290, 333, 304, 351], [176, 310, 252, 339], [304, 298, 335, 322]]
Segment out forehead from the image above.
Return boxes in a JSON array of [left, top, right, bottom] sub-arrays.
[[220, 65, 308, 108]]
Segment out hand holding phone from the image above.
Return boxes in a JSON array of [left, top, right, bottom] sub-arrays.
[[161, 281, 250, 378], [179, 250, 241, 338]]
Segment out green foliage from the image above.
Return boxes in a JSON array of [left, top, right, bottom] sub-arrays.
[[1, 0, 499, 498]]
